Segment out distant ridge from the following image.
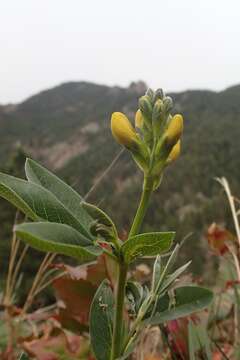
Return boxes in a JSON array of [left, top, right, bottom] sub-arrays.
[[1, 80, 240, 274]]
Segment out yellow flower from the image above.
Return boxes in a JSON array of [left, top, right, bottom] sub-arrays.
[[135, 109, 144, 129], [165, 114, 183, 146], [111, 112, 138, 148], [167, 140, 181, 163]]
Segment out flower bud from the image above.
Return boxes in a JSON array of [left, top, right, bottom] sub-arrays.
[[135, 109, 144, 129], [138, 95, 153, 126], [165, 114, 183, 146], [167, 140, 181, 164], [111, 112, 138, 148], [153, 88, 164, 101], [163, 96, 173, 113], [146, 88, 155, 102], [152, 99, 163, 123]]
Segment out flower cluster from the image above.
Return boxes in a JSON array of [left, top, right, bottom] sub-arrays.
[[111, 88, 183, 189]]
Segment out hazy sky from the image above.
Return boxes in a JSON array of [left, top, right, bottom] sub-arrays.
[[1, 0, 240, 103]]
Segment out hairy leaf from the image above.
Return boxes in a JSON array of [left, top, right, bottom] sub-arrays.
[[82, 202, 118, 241], [0, 172, 91, 238], [15, 222, 102, 262], [126, 281, 144, 316], [90, 280, 114, 360], [158, 261, 191, 294], [152, 255, 162, 291], [154, 243, 180, 291], [145, 286, 213, 325], [121, 232, 174, 263], [25, 158, 92, 229]]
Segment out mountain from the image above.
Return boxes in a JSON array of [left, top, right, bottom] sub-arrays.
[[1, 81, 240, 277]]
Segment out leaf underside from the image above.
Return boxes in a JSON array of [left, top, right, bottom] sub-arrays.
[[15, 222, 102, 262], [0, 172, 91, 238], [25, 158, 92, 228]]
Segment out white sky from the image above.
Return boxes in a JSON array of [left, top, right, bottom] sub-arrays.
[[1, 0, 240, 103]]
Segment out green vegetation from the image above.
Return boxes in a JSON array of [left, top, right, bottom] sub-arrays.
[[0, 81, 240, 281], [0, 88, 214, 359]]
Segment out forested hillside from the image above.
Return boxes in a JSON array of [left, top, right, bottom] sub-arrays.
[[1, 81, 240, 278]]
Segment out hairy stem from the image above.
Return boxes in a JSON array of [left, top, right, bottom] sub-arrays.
[[111, 176, 153, 359], [128, 176, 153, 238], [111, 262, 128, 359]]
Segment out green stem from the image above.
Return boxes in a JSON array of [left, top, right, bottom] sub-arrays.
[[111, 262, 128, 359], [128, 176, 153, 238], [111, 175, 153, 359]]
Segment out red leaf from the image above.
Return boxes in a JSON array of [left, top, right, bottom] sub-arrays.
[[225, 280, 240, 289], [52, 255, 117, 331], [206, 223, 235, 255], [23, 329, 91, 360]]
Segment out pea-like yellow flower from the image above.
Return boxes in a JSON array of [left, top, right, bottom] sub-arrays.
[[111, 112, 138, 148], [167, 140, 181, 164], [165, 114, 183, 146], [135, 109, 144, 129]]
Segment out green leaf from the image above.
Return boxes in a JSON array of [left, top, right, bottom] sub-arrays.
[[234, 345, 240, 360], [18, 353, 30, 360], [162, 243, 180, 276], [0, 173, 38, 220], [126, 281, 144, 316], [152, 255, 162, 291], [0, 319, 8, 352], [82, 202, 118, 242], [144, 286, 213, 325], [0, 172, 91, 238], [90, 280, 114, 360], [188, 321, 197, 360], [154, 244, 180, 292], [25, 158, 92, 229], [121, 232, 174, 264], [117, 341, 137, 360], [188, 321, 212, 360], [15, 222, 102, 262], [158, 261, 191, 294]]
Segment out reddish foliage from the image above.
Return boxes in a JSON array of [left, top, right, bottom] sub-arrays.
[[23, 327, 91, 360], [212, 344, 232, 359], [166, 315, 199, 358], [0, 349, 15, 360], [207, 223, 235, 255], [225, 279, 240, 289], [52, 254, 117, 332]]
